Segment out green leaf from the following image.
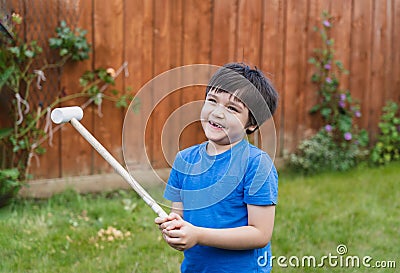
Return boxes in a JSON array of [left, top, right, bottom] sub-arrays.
[[79, 77, 88, 87], [309, 104, 321, 114], [60, 48, 69, 56], [8, 46, 20, 57], [0, 67, 14, 89], [0, 128, 13, 140], [35, 146, 46, 155], [308, 58, 317, 64], [24, 50, 34, 58], [0, 168, 20, 180], [321, 108, 332, 118], [311, 74, 320, 83]]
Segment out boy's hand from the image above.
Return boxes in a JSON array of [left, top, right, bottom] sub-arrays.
[[156, 213, 199, 251], [154, 212, 181, 231]]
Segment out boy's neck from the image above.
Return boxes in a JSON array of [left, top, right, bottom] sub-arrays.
[[206, 139, 244, 156]]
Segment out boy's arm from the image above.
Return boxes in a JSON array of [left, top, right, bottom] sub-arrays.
[[161, 204, 275, 251], [170, 202, 183, 217]]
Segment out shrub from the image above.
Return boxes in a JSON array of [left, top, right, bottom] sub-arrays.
[[289, 129, 368, 174], [370, 101, 400, 165], [288, 11, 369, 174]]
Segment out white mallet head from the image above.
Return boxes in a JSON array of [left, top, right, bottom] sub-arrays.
[[51, 106, 84, 124]]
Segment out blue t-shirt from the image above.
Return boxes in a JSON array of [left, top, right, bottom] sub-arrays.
[[164, 139, 278, 273]]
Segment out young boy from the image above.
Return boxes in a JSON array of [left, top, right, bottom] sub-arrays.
[[155, 63, 279, 273]]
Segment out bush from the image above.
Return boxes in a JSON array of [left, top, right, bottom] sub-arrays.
[[0, 168, 20, 207], [288, 130, 368, 174], [370, 101, 400, 165], [288, 11, 369, 174]]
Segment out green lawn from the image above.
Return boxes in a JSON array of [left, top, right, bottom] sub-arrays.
[[1, 162, 399, 273]]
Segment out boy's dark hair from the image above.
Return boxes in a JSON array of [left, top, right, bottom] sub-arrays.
[[206, 63, 278, 134]]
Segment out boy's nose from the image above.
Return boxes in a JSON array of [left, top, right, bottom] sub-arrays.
[[211, 104, 225, 118]]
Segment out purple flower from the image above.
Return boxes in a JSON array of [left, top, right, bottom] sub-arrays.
[[325, 124, 332, 132], [325, 77, 332, 84], [324, 64, 331, 70], [340, 94, 346, 101], [323, 20, 331, 27], [355, 111, 361, 118], [338, 101, 346, 108], [344, 132, 352, 141]]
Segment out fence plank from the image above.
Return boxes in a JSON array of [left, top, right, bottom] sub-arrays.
[[60, 0, 94, 177], [180, 0, 212, 150], [384, 0, 394, 102], [93, 0, 125, 173], [151, 0, 183, 169], [282, 0, 309, 152], [26, 0, 61, 179], [390, 0, 400, 102], [236, 0, 262, 66], [350, 0, 373, 132], [211, 0, 237, 65], [261, 0, 286, 157], [369, 0, 389, 139], [331, 0, 352, 92], [123, 0, 154, 170], [303, 0, 331, 136]]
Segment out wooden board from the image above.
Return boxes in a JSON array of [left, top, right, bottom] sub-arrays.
[[350, 0, 373, 131], [60, 0, 95, 177], [282, 0, 309, 152], [151, 0, 183, 169], [92, 0, 125, 174], [180, 0, 212, 149], [261, 0, 286, 157], [123, 0, 154, 170]]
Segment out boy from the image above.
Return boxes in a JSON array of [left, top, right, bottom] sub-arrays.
[[155, 63, 279, 272]]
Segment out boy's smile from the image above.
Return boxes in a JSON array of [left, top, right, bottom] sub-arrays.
[[201, 90, 256, 154]]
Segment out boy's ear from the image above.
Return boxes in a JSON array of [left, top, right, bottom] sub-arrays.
[[246, 125, 258, 134]]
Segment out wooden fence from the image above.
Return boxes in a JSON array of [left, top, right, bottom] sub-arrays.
[[2, 0, 400, 179]]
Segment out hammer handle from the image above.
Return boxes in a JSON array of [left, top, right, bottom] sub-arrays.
[[70, 118, 168, 218]]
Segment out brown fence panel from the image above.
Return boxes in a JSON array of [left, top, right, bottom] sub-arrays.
[[1, 0, 400, 179]]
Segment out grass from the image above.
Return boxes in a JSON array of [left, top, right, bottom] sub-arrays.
[[0, 161, 399, 272], [0, 190, 182, 273]]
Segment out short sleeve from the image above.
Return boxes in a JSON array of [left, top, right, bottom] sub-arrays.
[[163, 154, 183, 202], [243, 153, 278, 205]]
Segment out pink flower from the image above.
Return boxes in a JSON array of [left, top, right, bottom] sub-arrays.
[[355, 111, 361, 118], [323, 20, 331, 27], [325, 77, 332, 84], [340, 94, 346, 101], [324, 64, 331, 70], [325, 124, 332, 132], [344, 132, 352, 141]]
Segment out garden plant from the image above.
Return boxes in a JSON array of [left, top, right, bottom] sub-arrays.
[[289, 11, 369, 174], [0, 13, 133, 206]]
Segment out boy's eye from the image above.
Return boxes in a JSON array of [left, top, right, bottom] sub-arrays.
[[227, 106, 239, 113], [206, 98, 217, 103]]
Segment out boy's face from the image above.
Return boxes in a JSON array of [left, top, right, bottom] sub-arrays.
[[201, 90, 256, 147]]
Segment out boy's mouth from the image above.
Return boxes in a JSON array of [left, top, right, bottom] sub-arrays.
[[208, 120, 225, 129]]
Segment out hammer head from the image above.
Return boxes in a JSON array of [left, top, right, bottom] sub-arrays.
[[51, 106, 84, 124]]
